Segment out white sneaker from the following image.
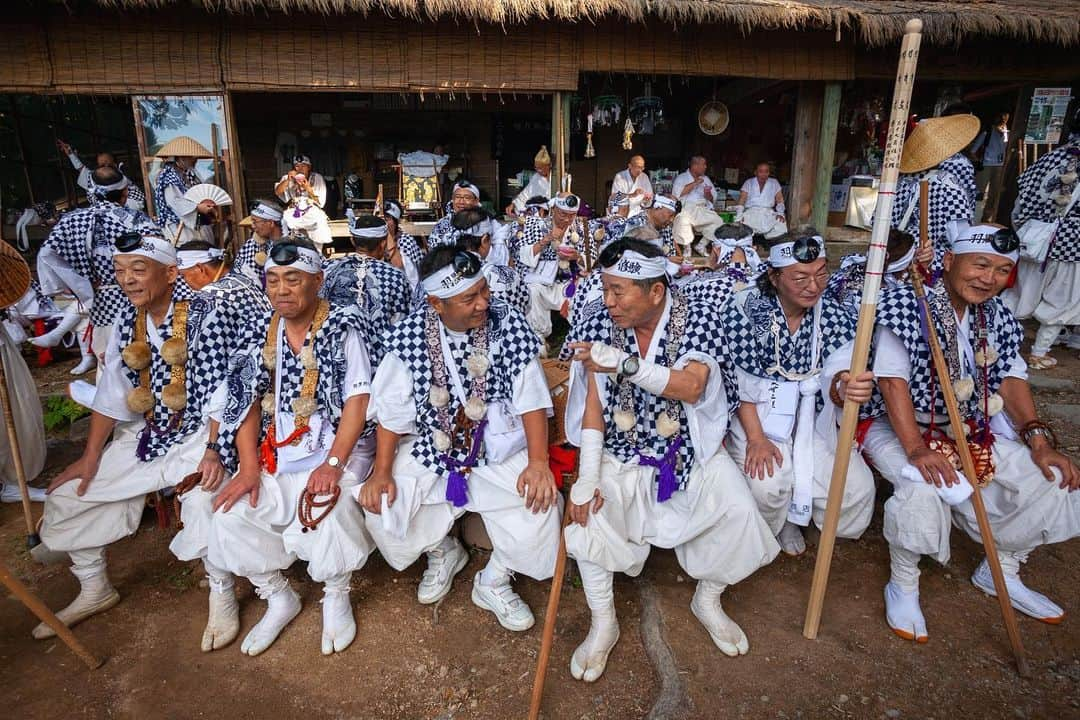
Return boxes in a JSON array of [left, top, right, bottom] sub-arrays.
[[570, 608, 620, 682], [778, 521, 806, 557], [884, 581, 928, 642], [971, 559, 1065, 624], [417, 538, 468, 605], [201, 587, 240, 652], [690, 582, 749, 657], [240, 585, 301, 656], [33, 575, 120, 639], [470, 571, 535, 631], [0, 482, 46, 503], [320, 588, 356, 655], [1062, 332, 1080, 350]]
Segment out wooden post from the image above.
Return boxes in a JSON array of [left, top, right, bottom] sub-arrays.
[[998, 87, 1035, 222], [788, 82, 825, 228], [130, 98, 155, 220], [222, 92, 248, 218], [811, 83, 843, 231]]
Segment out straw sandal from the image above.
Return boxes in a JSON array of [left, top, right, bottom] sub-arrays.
[[1026, 354, 1058, 370]]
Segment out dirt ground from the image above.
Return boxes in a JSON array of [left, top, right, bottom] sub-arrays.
[[3, 308, 1080, 720]]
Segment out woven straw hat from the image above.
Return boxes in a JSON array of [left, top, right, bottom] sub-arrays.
[[154, 136, 213, 159], [0, 240, 31, 310], [899, 114, 981, 173]]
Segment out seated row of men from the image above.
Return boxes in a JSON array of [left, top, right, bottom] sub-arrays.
[[29, 192, 1080, 683]]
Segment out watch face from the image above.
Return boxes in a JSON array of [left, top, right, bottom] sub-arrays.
[[624, 357, 640, 375], [328, 456, 340, 467]]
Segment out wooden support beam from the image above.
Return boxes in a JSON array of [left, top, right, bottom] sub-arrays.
[[996, 86, 1035, 224], [811, 82, 842, 231], [788, 82, 824, 229]]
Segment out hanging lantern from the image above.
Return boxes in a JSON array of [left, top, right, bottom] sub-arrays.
[[629, 82, 665, 135], [591, 87, 623, 127]]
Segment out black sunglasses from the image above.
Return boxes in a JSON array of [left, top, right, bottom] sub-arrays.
[[990, 228, 1020, 254], [269, 242, 303, 265], [791, 235, 823, 263], [451, 251, 482, 277]]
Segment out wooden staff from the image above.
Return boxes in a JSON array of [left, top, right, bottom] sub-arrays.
[[908, 184, 1029, 676], [527, 483, 574, 720], [0, 560, 103, 669], [803, 18, 924, 640]]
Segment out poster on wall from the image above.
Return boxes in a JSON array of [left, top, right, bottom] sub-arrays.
[[1024, 88, 1072, 144]]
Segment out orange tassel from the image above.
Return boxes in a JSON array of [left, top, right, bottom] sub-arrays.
[[259, 422, 311, 474]]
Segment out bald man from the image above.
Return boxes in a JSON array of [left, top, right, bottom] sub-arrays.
[[610, 156, 654, 218]]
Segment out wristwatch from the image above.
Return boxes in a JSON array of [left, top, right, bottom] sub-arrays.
[[619, 355, 641, 377], [205, 440, 221, 454], [327, 455, 342, 469]]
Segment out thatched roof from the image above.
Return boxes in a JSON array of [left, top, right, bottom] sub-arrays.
[[87, 1, 1080, 46]]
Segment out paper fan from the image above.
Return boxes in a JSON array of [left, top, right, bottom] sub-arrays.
[[698, 101, 730, 136], [183, 183, 233, 207]]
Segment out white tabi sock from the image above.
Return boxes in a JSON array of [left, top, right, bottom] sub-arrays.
[[201, 559, 239, 652], [690, 580, 749, 657], [570, 560, 620, 683], [885, 545, 927, 642], [479, 555, 511, 587], [972, 552, 1064, 623], [240, 571, 301, 657], [320, 573, 355, 655], [33, 549, 118, 639]]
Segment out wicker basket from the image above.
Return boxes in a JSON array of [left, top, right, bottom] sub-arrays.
[[0, 239, 31, 310], [542, 358, 571, 445]]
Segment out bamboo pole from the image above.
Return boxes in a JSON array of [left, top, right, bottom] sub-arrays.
[[0, 560, 103, 669], [528, 492, 574, 720], [908, 182, 1028, 676], [803, 18, 924, 640]]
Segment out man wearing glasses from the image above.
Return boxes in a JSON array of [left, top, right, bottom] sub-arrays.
[[34, 228, 240, 641], [862, 223, 1080, 642], [359, 247, 560, 633], [428, 180, 484, 249], [723, 230, 876, 558], [562, 238, 776, 682], [211, 235, 377, 657]]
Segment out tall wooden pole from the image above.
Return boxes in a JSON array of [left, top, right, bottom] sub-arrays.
[[803, 18, 924, 640], [0, 355, 37, 547], [811, 82, 843, 231], [527, 498, 574, 720]]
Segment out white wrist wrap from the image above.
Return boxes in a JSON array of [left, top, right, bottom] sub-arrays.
[[571, 428, 604, 505], [589, 343, 629, 375], [629, 359, 671, 396]]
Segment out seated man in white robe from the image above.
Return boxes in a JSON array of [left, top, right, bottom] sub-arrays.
[[517, 194, 586, 347], [722, 231, 876, 556], [862, 223, 1080, 641], [609, 155, 654, 218], [429, 180, 482, 249], [671, 156, 722, 253], [735, 162, 788, 240], [359, 247, 560, 632], [563, 238, 778, 682], [277, 155, 332, 250], [210, 236, 376, 657], [506, 146, 553, 216], [34, 229, 234, 639]]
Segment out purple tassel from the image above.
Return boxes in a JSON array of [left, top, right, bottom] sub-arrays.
[[636, 436, 684, 503], [916, 297, 932, 344], [135, 422, 152, 462], [441, 418, 488, 507], [564, 276, 577, 299]]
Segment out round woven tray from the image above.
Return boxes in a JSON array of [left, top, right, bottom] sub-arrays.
[[0, 239, 30, 310]]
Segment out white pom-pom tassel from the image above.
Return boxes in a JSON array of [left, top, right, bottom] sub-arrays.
[[429, 385, 450, 408], [974, 346, 999, 367], [300, 346, 317, 370], [656, 413, 680, 438], [1060, 171, 1077, 185], [262, 345, 276, 370], [466, 353, 490, 378], [613, 409, 636, 432], [1056, 193, 1072, 207], [292, 396, 317, 418], [464, 396, 487, 422], [954, 377, 975, 402], [986, 393, 1004, 417], [261, 394, 275, 416], [433, 430, 452, 452]]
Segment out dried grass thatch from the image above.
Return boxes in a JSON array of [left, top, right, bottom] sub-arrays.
[[87, 0, 1080, 47]]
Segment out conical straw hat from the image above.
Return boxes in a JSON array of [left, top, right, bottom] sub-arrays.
[[0, 239, 31, 310], [154, 136, 213, 159], [899, 114, 981, 174]]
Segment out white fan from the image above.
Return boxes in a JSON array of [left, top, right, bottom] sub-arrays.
[[183, 183, 233, 206]]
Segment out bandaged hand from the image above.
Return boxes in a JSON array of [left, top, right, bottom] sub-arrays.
[[734, 204, 745, 221], [588, 343, 628, 375], [570, 429, 605, 526]]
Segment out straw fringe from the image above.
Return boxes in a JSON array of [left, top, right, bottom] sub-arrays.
[[88, 1, 1080, 47]]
